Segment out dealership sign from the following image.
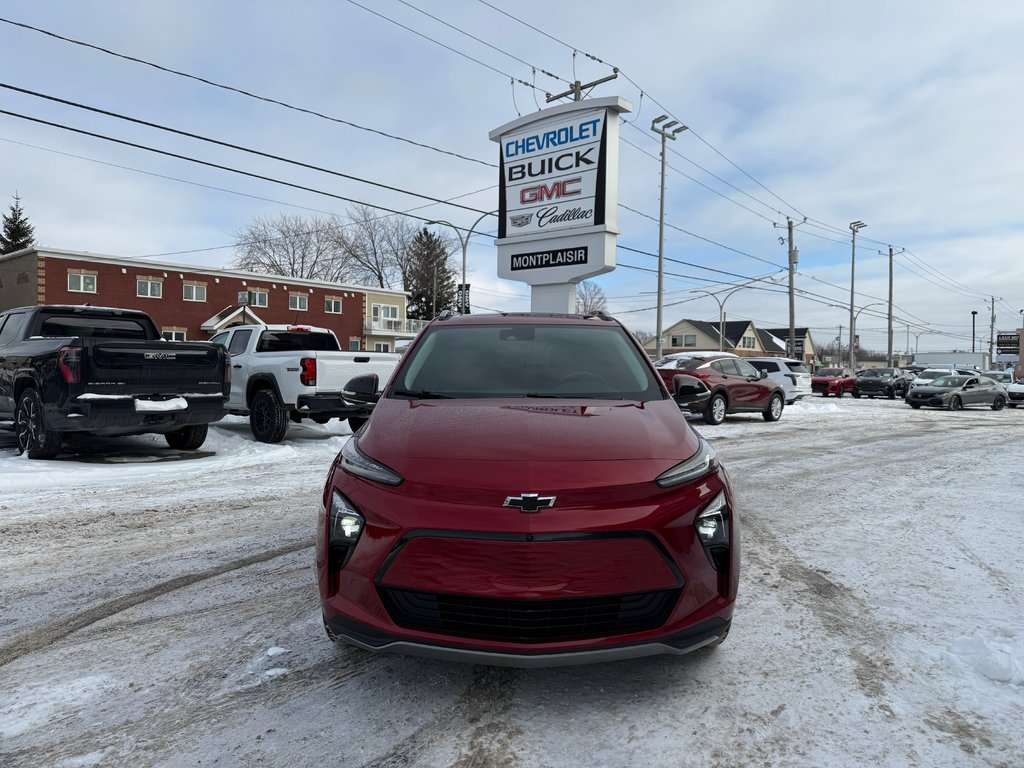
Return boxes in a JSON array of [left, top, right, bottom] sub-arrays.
[[997, 332, 1020, 354], [490, 96, 631, 311]]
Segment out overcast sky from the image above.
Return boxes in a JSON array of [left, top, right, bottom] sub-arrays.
[[3, 1, 1023, 354]]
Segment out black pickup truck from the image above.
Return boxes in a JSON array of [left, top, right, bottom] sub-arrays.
[[0, 305, 229, 458]]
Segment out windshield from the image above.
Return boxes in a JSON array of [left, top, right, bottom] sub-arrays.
[[930, 376, 968, 387], [862, 369, 893, 379], [391, 323, 663, 400], [917, 371, 947, 381], [817, 368, 843, 376]]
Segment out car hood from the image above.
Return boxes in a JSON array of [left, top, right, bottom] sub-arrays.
[[909, 385, 955, 395], [358, 397, 700, 485]]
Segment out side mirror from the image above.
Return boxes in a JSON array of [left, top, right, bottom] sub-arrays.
[[759, 369, 768, 379], [344, 373, 381, 404]]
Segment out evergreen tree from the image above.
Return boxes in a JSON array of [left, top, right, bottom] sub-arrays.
[[405, 229, 456, 320], [1, 193, 36, 254]]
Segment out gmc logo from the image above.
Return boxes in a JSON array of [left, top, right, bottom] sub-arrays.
[[520, 177, 581, 205]]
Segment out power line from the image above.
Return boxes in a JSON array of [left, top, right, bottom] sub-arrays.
[[0, 107, 500, 232], [1, 82, 491, 216], [0, 15, 495, 168]]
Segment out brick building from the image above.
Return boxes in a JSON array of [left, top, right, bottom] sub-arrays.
[[0, 247, 424, 351]]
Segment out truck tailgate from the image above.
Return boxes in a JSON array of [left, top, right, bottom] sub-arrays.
[[85, 341, 225, 394], [315, 352, 401, 392]]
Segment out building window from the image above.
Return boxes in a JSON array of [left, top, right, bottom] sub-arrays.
[[372, 303, 400, 330], [137, 278, 163, 298], [183, 283, 207, 302], [325, 297, 343, 314], [684, 334, 697, 347], [289, 293, 308, 311], [348, 339, 360, 351], [68, 272, 97, 293], [161, 329, 186, 341], [741, 335, 756, 349], [251, 290, 268, 307], [374, 342, 391, 352]]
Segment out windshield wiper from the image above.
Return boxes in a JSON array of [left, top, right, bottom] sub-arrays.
[[391, 389, 453, 399]]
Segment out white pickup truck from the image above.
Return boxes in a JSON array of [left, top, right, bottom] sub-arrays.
[[209, 324, 401, 442]]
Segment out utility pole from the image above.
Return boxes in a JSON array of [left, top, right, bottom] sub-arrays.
[[887, 246, 894, 367], [989, 295, 997, 365], [546, 70, 619, 103], [848, 221, 867, 369], [651, 116, 688, 358], [788, 218, 797, 359]]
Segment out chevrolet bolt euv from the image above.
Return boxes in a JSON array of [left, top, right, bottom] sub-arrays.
[[317, 311, 739, 666]]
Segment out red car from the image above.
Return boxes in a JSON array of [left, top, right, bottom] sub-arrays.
[[318, 312, 739, 666], [812, 367, 857, 397], [654, 352, 785, 425]]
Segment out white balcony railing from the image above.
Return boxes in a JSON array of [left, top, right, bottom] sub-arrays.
[[364, 318, 428, 336]]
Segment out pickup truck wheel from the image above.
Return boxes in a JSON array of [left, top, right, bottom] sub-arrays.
[[15, 388, 63, 459], [347, 417, 367, 432], [165, 424, 209, 450], [250, 389, 289, 443]]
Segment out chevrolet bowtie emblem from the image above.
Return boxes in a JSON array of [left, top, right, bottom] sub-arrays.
[[503, 493, 556, 513]]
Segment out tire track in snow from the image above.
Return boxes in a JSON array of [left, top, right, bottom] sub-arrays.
[[0, 538, 314, 668]]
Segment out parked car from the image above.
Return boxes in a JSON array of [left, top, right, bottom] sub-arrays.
[[209, 324, 402, 441], [852, 367, 911, 399], [318, 311, 739, 666], [909, 367, 977, 391], [744, 357, 812, 404], [905, 374, 1007, 410], [0, 304, 229, 459], [1007, 378, 1024, 408], [811, 367, 857, 397], [654, 352, 785, 425], [981, 370, 1015, 386]]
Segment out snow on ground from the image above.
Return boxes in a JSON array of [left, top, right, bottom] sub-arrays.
[[1, 398, 1022, 767]]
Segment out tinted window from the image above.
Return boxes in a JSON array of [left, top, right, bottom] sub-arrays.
[[736, 360, 760, 377], [0, 312, 26, 346], [37, 314, 150, 339], [228, 329, 253, 355], [818, 368, 843, 376], [751, 361, 779, 372], [392, 323, 662, 401], [209, 332, 228, 348], [784, 362, 810, 374], [256, 330, 340, 352]]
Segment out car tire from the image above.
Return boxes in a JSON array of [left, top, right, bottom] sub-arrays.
[[164, 423, 209, 450], [836, 387, 844, 398], [949, 395, 963, 411], [703, 393, 727, 425], [852, 390, 861, 399], [992, 396, 1006, 411], [762, 392, 784, 422], [910, 403, 922, 409], [250, 388, 289, 443], [347, 416, 367, 432], [14, 388, 63, 460]]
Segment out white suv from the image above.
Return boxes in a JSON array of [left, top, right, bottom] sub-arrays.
[[744, 357, 813, 404]]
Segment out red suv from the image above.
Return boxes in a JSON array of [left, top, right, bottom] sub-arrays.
[[654, 352, 785, 425], [318, 312, 739, 666]]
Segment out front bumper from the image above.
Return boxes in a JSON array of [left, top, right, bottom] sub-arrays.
[[324, 612, 730, 667]]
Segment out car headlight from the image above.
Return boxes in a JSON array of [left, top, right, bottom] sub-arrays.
[[341, 434, 403, 486], [328, 489, 364, 571], [656, 437, 718, 488]]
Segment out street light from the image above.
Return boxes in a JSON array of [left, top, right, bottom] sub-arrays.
[[692, 283, 761, 352], [851, 301, 884, 369], [651, 115, 688, 357], [426, 210, 497, 314], [912, 329, 938, 354], [971, 310, 978, 353], [848, 221, 867, 368]]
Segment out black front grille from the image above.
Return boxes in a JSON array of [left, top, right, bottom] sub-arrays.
[[378, 588, 681, 643]]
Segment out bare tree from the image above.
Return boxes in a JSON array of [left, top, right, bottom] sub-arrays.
[[631, 329, 656, 347], [575, 280, 608, 314], [232, 213, 352, 281], [335, 205, 421, 290]]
